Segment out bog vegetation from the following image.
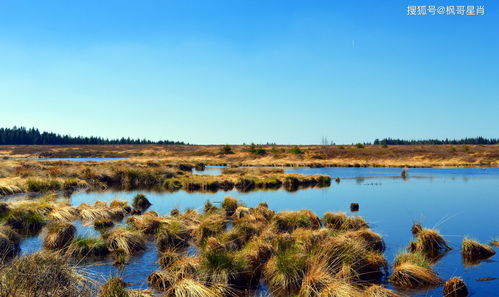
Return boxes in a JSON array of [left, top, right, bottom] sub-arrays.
[[0, 194, 492, 296]]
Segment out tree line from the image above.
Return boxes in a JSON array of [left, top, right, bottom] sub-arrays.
[[0, 127, 186, 145], [373, 137, 499, 145]]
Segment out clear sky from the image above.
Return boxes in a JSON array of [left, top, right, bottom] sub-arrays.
[[1, 1, 498, 144]]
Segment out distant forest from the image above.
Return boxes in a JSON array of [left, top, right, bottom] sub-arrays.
[[0, 127, 185, 145], [373, 137, 499, 145]]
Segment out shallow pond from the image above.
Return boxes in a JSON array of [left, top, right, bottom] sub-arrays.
[[19, 167, 499, 296]]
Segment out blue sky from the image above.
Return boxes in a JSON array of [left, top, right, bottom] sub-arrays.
[[1, 1, 498, 144]]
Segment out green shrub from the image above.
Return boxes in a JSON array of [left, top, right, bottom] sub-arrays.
[[290, 146, 303, 155], [220, 145, 233, 154]]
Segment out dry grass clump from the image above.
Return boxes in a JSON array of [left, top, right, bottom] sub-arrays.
[[164, 278, 222, 297], [132, 194, 151, 210], [0, 226, 20, 262], [411, 223, 423, 235], [158, 248, 182, 269], [156, 219, 191, 251], [461, 238, 496, 265], [148, 256, 203, 292], [78, 203, 114, 222], [491, 240, 499, 247], [99, 277, 128, 297], [344, 229, 385, 252], [106, 228, 146, 255], [43, 221, 76, 250], [390, 251, 442, 289], [194, 214, 226, 243], [48, 206, 80, 222], [0, 251, 95, 297], [127, 214, 161, 235], [221, 196, 239, 216], [363, 284, 402, 297], [316, 280, 363, 297], [408, 227, 450, 258], [147, 270, 172, 291], [443, 277, 468, 297], [110, 200, 132, 213], [94, 219, 114, 230], [390, 262, 442, 289], [65, 236, 109, 258], [317, 234, 387, 283], [4, 208, 46, 235], [322, 212, 368, 231], [263, 234, 308, 295], [271, 210, 321, 233], [0, 202, 10, 218]]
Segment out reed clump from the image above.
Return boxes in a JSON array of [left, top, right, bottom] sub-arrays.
[[0, 226, 20, 262], [99, 277, 128, 297], [4, 208, 46, 235], [106, 228, 146, 255], [65, 236, 109, 258], [43, 221, 76, 250], [390, 251, 442, 289], [132, 194, 151, 210], [363, 284, 402, 297], [94, 219, 114, 230], [221, 196, 239, 216], [322, 212, 368, 231], [156, 219, 191, 251], [271, 210, 321, 233], [408, 227, 451, 259], [461, 238, 496, 265], [443, 277, 468, 297], [0, 251, 94, 297]]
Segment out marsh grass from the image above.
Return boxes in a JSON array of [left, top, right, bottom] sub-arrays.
[[461, 238, 496, 265], [407, 227, 450, 262], [99, 277, 128, 297], [66, 236, 109, 258], [43, 221, 76, 250], [364, 284, 402, 297], [94, 219, 114, 230], [0, 252, 95, 297], [271, 210, 321, 233], [4, 208, 46, 235], [443, 277, 468, 297], [0, 226, 20, 262], [322, 212, 368, 231], [106, 228, 146, 255], [390, 251, 442, 289], [132, 194, 151, 210]]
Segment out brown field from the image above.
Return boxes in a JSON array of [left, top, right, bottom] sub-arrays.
[[1, 144, 498, 167]]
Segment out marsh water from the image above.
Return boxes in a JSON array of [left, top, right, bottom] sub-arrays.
[[18, 167, 499, 296]]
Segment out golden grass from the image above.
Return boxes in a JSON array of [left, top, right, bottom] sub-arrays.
[[390, 262, 442, 289], [322, 212, 368, 231], [106, 228, 146, 255], [99, 277, 128, 297], [408, 228, 450, 257], [0, 226, 20, 262], [165, 278, 220, 297], [43, 221, 76, 250], [363, 284, 402, 297], [0, 251, 95, 297], [461, 238, 496, 265], [271, 210, 321, 233], [443, 277, 468, 297], [5, 143, 498, 167], [65, 236, 109, 258]]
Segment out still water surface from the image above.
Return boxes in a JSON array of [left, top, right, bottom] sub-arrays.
[[20, 167, 499, 296]]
